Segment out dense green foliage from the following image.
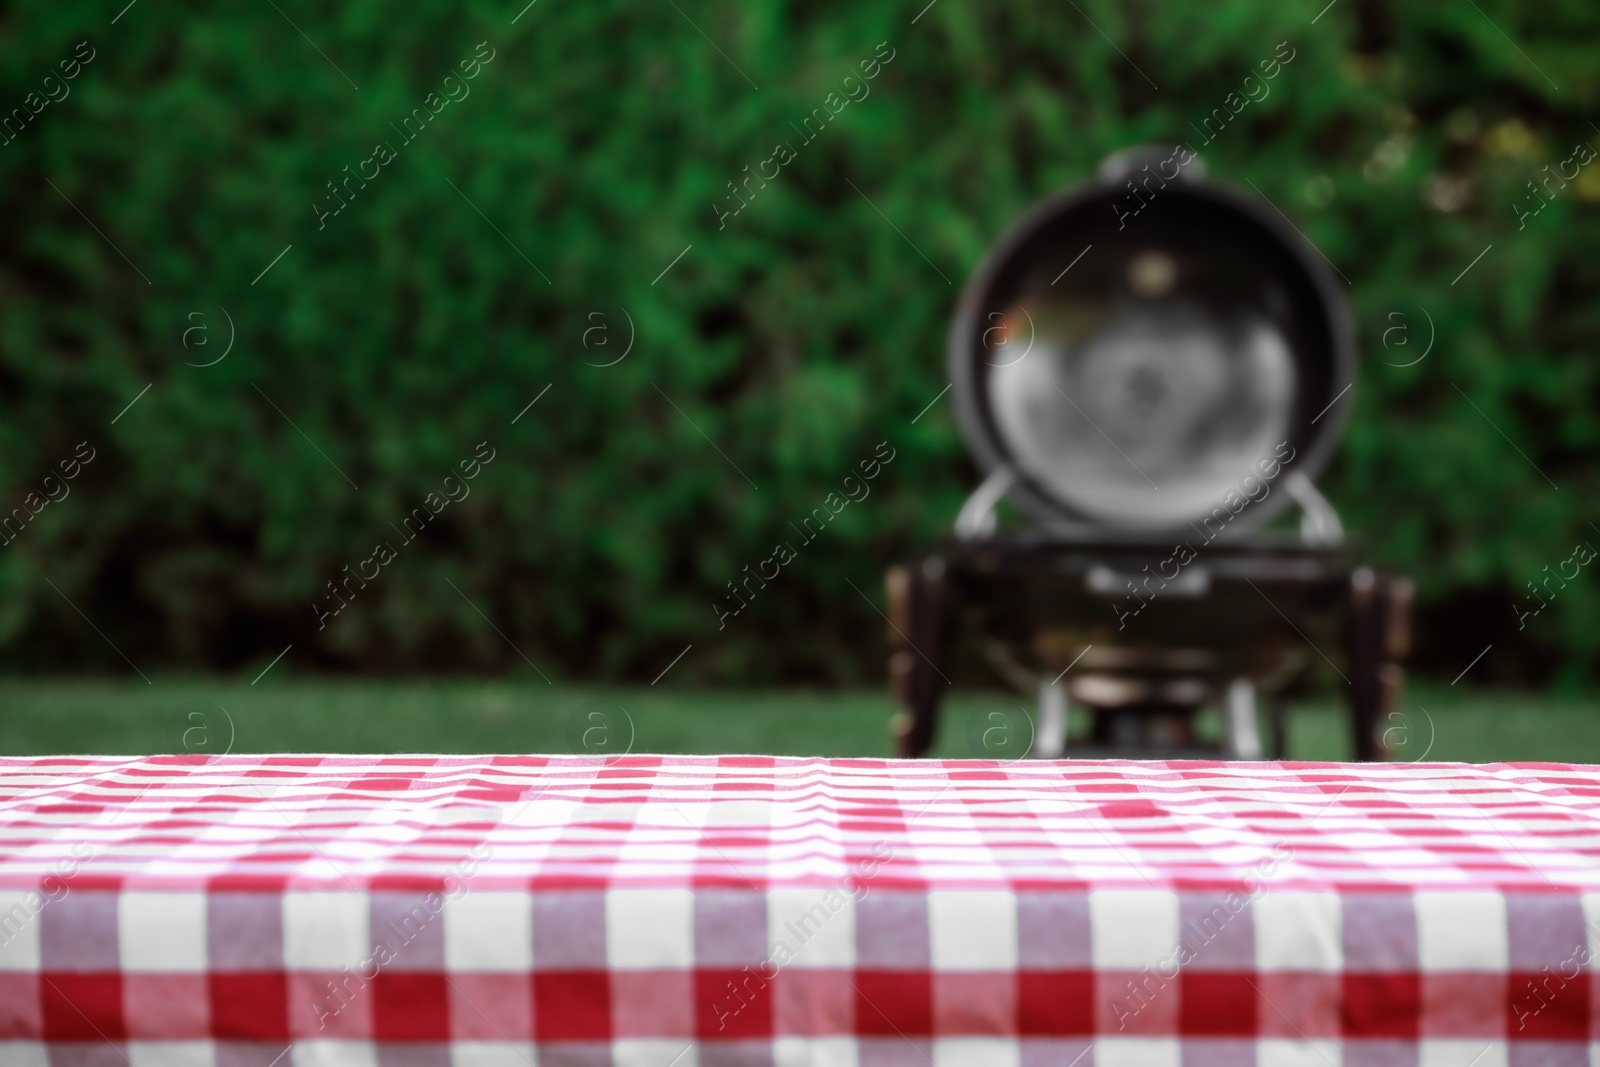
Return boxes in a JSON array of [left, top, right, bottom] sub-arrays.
[[0, 0, 1596, 684]]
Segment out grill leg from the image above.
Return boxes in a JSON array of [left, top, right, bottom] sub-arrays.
[[1035, 680, 1067, 759], [1267, 699, 1289, 760], [1225, 679, 1263, 760], [1347, 569, 1414, 761], [886, 559, 948, 758]]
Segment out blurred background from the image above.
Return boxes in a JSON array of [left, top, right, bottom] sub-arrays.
[[1, 0, 1596, 759]]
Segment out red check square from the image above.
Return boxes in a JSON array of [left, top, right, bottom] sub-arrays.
[[210, 973, 289, 1041], [41, 973, 123, 1041], [853, 971, 932, 1036], [1180, 971, 1257, 1036], [1342, 973, 1419, 1039], [533, 971, 612, 1042], [694, 968, 772, 1039], [1018, 970, 1094, 1036], [372, 971, 451, 1041], [1509, 970, 1589, 1041]]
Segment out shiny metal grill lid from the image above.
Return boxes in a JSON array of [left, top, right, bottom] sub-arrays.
[[949, 148, 1354, 539]]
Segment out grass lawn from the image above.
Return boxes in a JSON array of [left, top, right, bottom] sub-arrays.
[[0, 676, 1594, 763]]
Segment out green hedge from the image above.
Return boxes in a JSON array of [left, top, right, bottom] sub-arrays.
[[1, 0, 1596, 685]]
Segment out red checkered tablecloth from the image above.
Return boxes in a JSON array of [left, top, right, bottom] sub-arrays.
[[2, 755, 1599, 1066]]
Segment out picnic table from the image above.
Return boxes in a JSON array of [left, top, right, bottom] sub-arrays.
[[1, 754, 1597, 1065]]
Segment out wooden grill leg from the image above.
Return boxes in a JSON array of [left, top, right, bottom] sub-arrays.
[[886, 559, 947, 758], [1267, 699, 1289, 760], [1346, 569, 1414, 761]]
